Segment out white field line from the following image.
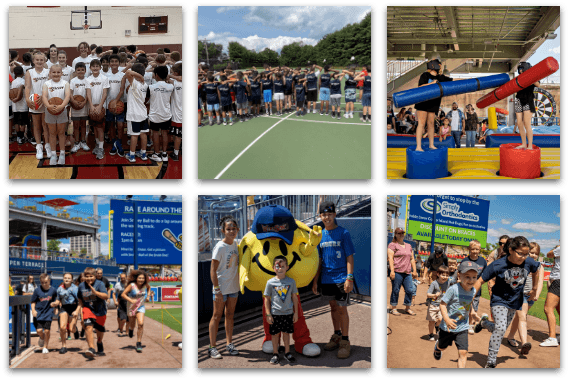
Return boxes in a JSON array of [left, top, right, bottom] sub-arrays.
[[263, 116, 369, 126]]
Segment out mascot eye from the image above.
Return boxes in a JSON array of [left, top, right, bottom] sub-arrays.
[[263, 241, 271, 256], [279, 240, 288, 256]]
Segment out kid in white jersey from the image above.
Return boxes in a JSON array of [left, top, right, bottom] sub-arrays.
[[42, 64, 71, 166], [9, 66, 28, 145], [148, 66, 174, 162], [104, 54, 126, 157], [71, 42, 93, 79], [169, 63, 182, 161], [86, 59, 110, 160], [69, 62, 89, 153], [124, 63, 150, 163], [25, 51, 51, 160]]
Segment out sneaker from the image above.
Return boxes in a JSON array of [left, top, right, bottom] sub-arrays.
[[468, 325, 475, 335], [71, 143, 80, 153], [116, 141, 124, 157], [125, 153, 136, 163], [149, 153, 162, 162], [147, 140, 153, 148], [80, 141, 90, 151], [169, 152, 179, 161], [38, 337, 44, 347], [226, 343, 239, 356], [557, 334, 560, 344], [58, 154, 65, 165], [96, 149, 104, 160], [337, 113, 341, 120], [136, 342, 142, 353], [344, 113, 349, 119], [284, 352, 296, 363], [91, 146, 100, 155], [540, 337, 559, 347], [209, 120, 213, 126], [337, 340, 351, 359], [520, 342, 532, 355], [269, 354, 279, 365], [313, 109, 317, 114], [208, 346, 222, 359], [97, 342, 104, 354], [223, 120, 227, 126], [324, 334, 341, 351], [17, 137, 23, 144], [139, 152, 147, 160], [59, 347, 67, 354], [485, 362, 496, 368], [239, 118, 244, 123], [229, 120, 234, 125], [433, 341, 442, 360], [331, 111, 335, 118], [110, 139, 117, 155], [45, 144, 53, 158], [49, 155, 57, 166], [161, 153, 168, 162], [349, 114, 354, 119], [74, 330, 79, 340], [360, 115, 364, 122], [42, 348, 49, 354], [30, 137, 37, 145], [84, 348, 96, 358], [36, 144, 44, 160], [475, 314, 489, 333], [178, 343, 182, 349], [429, 333, 435, 341], [320, 112, 324, 116]]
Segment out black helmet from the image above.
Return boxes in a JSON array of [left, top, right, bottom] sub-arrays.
[[427, 59, 441, 72], [518, 62, 532, 74]]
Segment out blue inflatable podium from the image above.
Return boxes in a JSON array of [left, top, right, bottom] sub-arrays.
[[406, 147, 449, 179]]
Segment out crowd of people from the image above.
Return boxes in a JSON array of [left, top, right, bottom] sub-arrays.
[[387, 231, 560, 368]]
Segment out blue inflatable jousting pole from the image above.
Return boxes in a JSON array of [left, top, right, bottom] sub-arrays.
[[392, 73, 510, 109]]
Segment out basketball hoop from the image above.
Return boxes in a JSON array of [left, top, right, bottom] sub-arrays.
[[83, 24, 90, 33]]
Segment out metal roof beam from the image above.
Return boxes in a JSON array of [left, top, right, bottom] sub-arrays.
[[442, 6, 460, 51], [452, 61, 511, 74], [388, 44, 522, 60], [519, 6, 560, 62]]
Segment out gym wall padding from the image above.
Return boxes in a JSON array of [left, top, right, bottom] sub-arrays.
[[393, 73, 509, 109], [387, 135, 455, 149], [485, 134, 560, 148]]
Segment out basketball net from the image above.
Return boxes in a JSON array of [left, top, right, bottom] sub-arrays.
[[83, 24, 90, 33]]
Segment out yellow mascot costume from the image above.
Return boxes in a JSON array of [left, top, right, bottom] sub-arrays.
[[239, 204, 322, 357]]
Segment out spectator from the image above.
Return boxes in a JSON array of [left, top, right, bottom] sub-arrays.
[[22, 275, 36, 295], [387, 98, 396, 134], [387, 228, 418, 316], [425, 246, 449, 283], [397, 108, 412, 134], [465, 104, 479, 147], [447, 102, 465, 148], [540, 243, 560, 347]]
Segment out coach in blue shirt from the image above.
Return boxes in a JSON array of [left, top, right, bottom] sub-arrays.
[[313, 201, 356, 359]]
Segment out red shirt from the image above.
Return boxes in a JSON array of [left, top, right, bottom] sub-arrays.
[[358, 69, 367, 87]]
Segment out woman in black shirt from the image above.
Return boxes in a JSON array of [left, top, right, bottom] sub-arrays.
[[414, 59, 453, 151]]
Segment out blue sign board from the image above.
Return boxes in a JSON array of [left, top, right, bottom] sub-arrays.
[[9, 258, 46, 272], [111, 200, 182, 265]]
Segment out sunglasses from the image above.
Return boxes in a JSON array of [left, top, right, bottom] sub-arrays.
[[499, 241, 507, 246]]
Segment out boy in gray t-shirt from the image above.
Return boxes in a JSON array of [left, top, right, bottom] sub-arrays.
[[263, 255, 298, 365]]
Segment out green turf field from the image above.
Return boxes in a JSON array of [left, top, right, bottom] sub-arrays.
[[146, 307, 182, 334], [480, 282, 559, 325], [153, 301, 182, 306]]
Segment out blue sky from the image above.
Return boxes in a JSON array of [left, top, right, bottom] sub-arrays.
[[392, 195, 560, 252], [13, 195, 182, 257], [198, 6, 371, 53]]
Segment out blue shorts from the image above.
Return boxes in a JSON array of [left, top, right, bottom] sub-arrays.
[[213, 292, 239, 302], [362, 92, 371, 107], [105, 109, 125, 122], [345, 88, 356, 103], [263, 90, 272, 103], [207, 103, 220, 111], [319, 87, 330, 101], [523, 293, 535, 308]]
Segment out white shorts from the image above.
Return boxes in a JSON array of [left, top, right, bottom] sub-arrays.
[[274, 93, 284, 101]]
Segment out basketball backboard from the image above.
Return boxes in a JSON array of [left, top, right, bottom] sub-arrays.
[[70, 8, 102, 31]]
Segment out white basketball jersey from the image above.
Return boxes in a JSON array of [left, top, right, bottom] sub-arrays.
[[148, 81, 174, 123], [28, 68, 50, 113], [171, 79, 183, 124], [104, 71, 126, 108]]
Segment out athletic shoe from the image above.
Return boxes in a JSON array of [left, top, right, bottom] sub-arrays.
[[429, 333, 435, 341], [337, 113, 341, 120], [136, 342, 142, 353], [96, 149, 104, 160], [59, 347, 67, 354], [349, 114, 354, 119], [136, 151, 147, 160], [161, 153, 168, 162], [270, 354, 279, 365], [45, 144, 52, 158], [520, 342, 532, 355], [17, 137, 23, 144], [474, 314, 489, 333], [38, 337, 44, 347], [30, 137, 37, 145], [110, 139, 117, 155], [557, 334, 560, 344], [208, 346, 222, 359], [91, 147, 100, 155], [36, 144, 44, 160], [178, 343, 182, 349], [115, 141, 125, 157], [226, 343, 239, 356], [326, 110, 330, 115], [149, 153, 162, 162], [284, 352, 296, 363], [337, 340, 351, 359], [324, 334, 341, 351], [320, 112, 324, 116], [540, 337, 559, 347], [433, 341, 442, 360], [97, 342, 104, 354], [223, 120, 227, 126], [80, 330, 85, 338], [42, 348, 49, 354], [125, 154, 136, 163], [468, 325, 475, 335], [74, 330, 79, 340], [49, 155, 57, 166], [58, 154, 65, 165], [278, 345, 285, 354], [229, 120, 234, 125], [71, 143, 80, 153], [240, 118, 244, 123], [360, 115, 364, 122], [485, 362, 496, 368], [80, 141, 90, 151], [313, 109, 317, 114], [84, 348, 95, 358], [147, 140, 153, 148], [331, 111, 335, 118], [169, 152, 179, 161]]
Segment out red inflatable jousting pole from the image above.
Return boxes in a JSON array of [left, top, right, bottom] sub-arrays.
[[476, 56, 558, 109]]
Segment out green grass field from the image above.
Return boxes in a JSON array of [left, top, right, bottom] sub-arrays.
[[152, 301, 182, 306], [146, 307, 182, 334], [480, 282, 559, 325]]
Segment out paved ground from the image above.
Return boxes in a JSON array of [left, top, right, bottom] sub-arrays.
[[198, 296, 371, 368], [387, 278, 560, 368], [12, 305, 182, 369]]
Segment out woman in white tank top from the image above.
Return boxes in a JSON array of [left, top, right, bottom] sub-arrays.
[[25, 51, 51, 160]]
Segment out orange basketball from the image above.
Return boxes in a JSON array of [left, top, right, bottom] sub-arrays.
[[47, 97, 64, 115], [89, 104, 105, 121], [9, 88, 20, 102], [71, 95, 85, 110], [108, 99, 124, 115]]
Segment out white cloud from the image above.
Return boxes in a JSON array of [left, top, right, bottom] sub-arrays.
[[74, 195, 110, 205], [530, 238, 559, 252], [501, 219, 513, 225], [488, 220, 497, 224], [512, 222, 560, 233], [100, 231, 108, 237], [549, 46, 560, 54], [398, 219, 406, 229], [488, 228, 534, 239], [60, 243, 70, 252], [198, 31, 318, 53]]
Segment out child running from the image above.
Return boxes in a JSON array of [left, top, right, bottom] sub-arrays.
[[31, 273, 58, 354], [121, 270, 151, 352], [113, 272, 128, 336], [55, 273, 80, 353], [433, 260, 479, 368], [473, 236, 540, 367], [426, 265, 449, 341], [460, 240, 487, 334], [78, 267, 109, 358]]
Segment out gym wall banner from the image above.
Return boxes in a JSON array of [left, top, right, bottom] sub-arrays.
[[111, 200, 182, 265], [407, 195, 490, 248]]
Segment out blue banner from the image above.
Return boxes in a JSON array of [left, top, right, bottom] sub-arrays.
[[9, 258, 46, 272], [111, 200, 182, 265]]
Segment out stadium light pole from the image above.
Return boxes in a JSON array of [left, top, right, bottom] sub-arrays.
[[430, 196, 437, 255]]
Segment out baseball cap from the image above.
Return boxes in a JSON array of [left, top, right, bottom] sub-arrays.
[[458, 260, 479, 274], [319, 201, 336, 214], [251, 205, 297, 245]]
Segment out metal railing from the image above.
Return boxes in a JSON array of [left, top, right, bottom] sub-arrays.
[[9, 246, 116, 266], [387, 195, 402, 207], [387, 60, 426, 84], [9, 295, 32, 364], [198, 195, 369, 254]]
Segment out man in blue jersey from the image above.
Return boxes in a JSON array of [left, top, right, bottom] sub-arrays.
[[312, 201, 356, 359]]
